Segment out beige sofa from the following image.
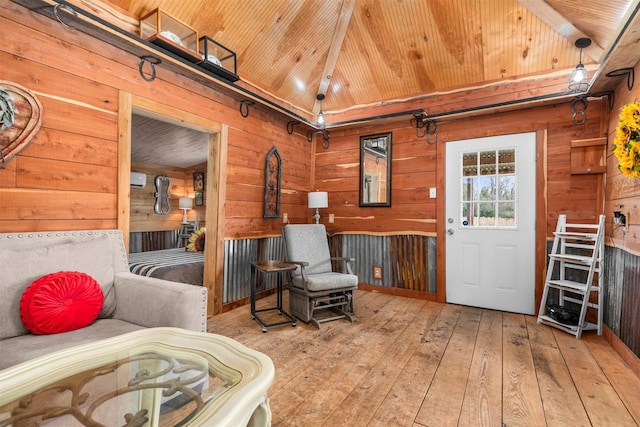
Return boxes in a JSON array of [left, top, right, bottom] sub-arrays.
[[0, 229, 207, 370]]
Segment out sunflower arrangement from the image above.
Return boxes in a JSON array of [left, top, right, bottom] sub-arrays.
[[186, 227, 206, 252], [612, 100, 640, 178]]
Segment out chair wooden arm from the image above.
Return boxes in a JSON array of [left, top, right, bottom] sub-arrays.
[[331, 256, 355, 274], [287, 260, 309, 281]]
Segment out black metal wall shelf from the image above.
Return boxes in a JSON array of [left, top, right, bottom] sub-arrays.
[[12, 0, 315, 128]]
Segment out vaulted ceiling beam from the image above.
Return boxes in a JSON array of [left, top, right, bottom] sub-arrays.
[[311, 0, 357, 116], [516, 0, 604, 61]]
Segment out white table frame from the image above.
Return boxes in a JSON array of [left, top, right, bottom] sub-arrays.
[[0, 327, 274, 426]]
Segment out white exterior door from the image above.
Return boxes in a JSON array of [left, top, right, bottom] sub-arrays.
[[445, 132, 536, 315]]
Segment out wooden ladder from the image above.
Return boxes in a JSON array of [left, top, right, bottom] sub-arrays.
[[537, 214, 605, 338]]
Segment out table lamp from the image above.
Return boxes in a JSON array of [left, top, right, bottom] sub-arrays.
[[308, 190, 328, 224], [179, 197, 193, 224]]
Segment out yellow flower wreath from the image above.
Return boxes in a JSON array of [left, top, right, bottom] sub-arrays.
[[186, 227, 206, 252], [612, 101, 640, 178]]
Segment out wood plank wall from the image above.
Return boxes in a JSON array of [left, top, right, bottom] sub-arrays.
[[129, 161, 207, 233], [605, 62, 640, 255], [0, 3, 310, 239], [316, 101, 607, 237]]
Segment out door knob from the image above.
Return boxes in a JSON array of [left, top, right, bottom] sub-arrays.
[[447, 228, 454, 235]]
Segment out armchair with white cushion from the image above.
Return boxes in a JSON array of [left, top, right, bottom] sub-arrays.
[[282, 224, 358, 328]]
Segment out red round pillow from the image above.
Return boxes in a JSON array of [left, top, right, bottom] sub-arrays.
[[20, 271, 104, 335]]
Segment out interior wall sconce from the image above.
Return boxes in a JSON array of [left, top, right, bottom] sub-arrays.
[[308, 190, 328, 224], [178, 197, 193, 224], [606, 67, 635, 92], [139, 55, 162, 82], [239, 100, 254, 118], [568, 37, 592, 93]]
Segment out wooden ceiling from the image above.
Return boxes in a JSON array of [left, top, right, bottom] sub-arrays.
[[103, 0, 639, 125]]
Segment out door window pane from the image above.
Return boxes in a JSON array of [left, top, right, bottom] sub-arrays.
[[460, 148, 517, 228]]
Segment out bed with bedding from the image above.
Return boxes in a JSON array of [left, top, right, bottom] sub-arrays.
[[128, 248, 204, 286]]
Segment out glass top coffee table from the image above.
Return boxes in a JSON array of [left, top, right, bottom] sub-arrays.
[[0, 328, 274, 426]]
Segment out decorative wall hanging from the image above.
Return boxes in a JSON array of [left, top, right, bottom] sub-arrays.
[[194, 191, 204, 206], [154, 175, 171, 214], [193, 172, 205, 191], [264, 146, 282, 218], [0, 81, 43, 168], [612, 100, 640, 178]]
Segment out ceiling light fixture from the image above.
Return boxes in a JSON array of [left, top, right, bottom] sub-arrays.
[[568, 37, 591, 93], [316, 93, 326, 127]]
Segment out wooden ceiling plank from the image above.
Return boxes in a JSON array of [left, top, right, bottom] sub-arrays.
[[312, 0, 357, 115], [516, 0, 605, 61]]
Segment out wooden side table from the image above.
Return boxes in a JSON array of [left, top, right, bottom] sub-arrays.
[[250, 260, 297, 332]]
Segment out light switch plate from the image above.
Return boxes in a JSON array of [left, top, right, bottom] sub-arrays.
[[283, 213, 288, 223], [429, 187, 436, 198]]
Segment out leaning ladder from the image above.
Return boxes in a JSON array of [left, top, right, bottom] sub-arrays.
[[537, 214, 605, 339]]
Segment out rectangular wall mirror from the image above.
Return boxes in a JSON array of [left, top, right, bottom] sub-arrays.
[[360, 132, 392, 207]]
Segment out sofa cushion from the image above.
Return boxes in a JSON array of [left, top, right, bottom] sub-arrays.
[[0, 319, 144, 370], [20, 271, 104, 335], [0, 234, 115, 340]]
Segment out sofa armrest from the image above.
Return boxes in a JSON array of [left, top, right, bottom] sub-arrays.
[[112, 272, 207, 332]]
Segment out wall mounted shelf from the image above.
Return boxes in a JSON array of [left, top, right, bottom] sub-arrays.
[[570, 137, 607, 174], [13, 0, 312, 127]]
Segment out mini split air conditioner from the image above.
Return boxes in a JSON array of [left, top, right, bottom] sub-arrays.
[[130, 172, 146, 188]]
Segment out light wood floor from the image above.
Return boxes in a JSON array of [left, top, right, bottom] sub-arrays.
[[208, 290, 640, 427]]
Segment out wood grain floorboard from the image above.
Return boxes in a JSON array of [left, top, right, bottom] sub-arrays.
[[208, 290, 640, 426]]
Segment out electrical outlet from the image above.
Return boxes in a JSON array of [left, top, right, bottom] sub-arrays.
[[372, 266, 383, 280], [329, 214, 335, 223], [283, 213, 288, 223]]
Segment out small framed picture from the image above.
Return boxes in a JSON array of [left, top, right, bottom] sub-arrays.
[[195, 191, 204, 206], [193, 172, 205, 191]]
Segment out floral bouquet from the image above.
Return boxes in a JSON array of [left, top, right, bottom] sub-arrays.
[[612, 100, 640, 178]]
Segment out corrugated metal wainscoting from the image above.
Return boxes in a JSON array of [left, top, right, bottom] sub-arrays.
[[335, 234, 437, 294], [222, 233, 437, 305], [603, 245, 640, 358], [223, 236, 285, 304], [129, 230, 179, 253]]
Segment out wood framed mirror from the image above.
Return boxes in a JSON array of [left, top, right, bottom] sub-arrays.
[[360, 132, 392, 207]]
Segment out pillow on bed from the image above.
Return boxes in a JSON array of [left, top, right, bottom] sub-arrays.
[[20, 271, 104, 335], [186, 227, 206, 252]]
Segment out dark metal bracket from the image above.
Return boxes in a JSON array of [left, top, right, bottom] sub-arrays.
[[53, 3, 76, 28], [307, 129, 331, 149], [571, 96, 588, 125], [138, 55, 161, 82], [606, 68, 635, 91], [239, 100, 254, 118], [286, 121, 299, 135]]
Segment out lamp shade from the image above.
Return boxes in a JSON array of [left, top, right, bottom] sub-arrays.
[[308, 191, 328, 209], [179, 197, 193, 210]]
